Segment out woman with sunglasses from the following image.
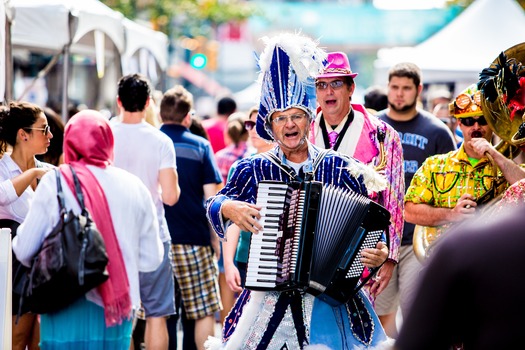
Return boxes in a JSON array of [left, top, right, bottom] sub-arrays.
[[0, 100, 53, 350], [405, 84, 525, 263]]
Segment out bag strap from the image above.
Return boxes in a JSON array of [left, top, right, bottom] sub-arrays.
[[68, 165, 89, 217], [69, 165, 85, 208], [67, 165, 95, 286], [55, 168, 66, 217]]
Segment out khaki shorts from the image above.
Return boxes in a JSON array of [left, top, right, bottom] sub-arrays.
[[374, 245, 423, 316]]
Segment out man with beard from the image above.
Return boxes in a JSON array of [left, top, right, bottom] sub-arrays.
[[375, 62, 456, 337], [312, 52, 405, 311]]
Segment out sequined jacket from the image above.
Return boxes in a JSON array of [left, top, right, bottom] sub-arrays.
[[206, 142, 383, 240]]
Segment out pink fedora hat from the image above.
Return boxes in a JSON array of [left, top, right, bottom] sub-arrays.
[[318, 52, 358, 79]]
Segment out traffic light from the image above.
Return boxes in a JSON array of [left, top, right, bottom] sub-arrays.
[[205, 40, 220, 71], [190, 53, 208, 70], [180, 36, 219, 71]]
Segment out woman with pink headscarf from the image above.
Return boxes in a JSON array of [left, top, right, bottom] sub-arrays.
[[13, 110, 163, 349]]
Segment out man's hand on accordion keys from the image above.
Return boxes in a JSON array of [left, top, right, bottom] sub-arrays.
[[222, 200, 263, 234], [361, 241, 389, 297], [360, 241, 388, 269]]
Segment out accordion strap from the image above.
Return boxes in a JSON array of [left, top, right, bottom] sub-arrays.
[[260, 149, 331, 181], [256, 291, 308, 350], [260, 151, 295, 179]]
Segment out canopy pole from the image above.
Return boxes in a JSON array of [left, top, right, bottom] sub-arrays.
[[4, 1, 13, 102], [61, 45, 70, 123]]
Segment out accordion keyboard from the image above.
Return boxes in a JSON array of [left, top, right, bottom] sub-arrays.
[[245, 182, 290, 289]]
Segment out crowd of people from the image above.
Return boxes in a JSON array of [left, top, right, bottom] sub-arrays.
[[2, 31, 525, 350]]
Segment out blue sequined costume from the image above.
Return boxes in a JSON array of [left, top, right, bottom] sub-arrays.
[[206, 143, 388, 349]]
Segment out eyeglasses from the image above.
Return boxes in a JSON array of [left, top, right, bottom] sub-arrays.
[[271, 113, 307, 126], [315, 80, 345, 90], [244, 120, 256, 131], [26, 125, 51, 136], [459, 116, 488, 127]]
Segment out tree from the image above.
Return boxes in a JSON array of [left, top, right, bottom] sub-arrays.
[[446, 0, 525, 10], [100, 0, 260, 36]]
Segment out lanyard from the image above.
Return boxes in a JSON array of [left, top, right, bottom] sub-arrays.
[[319, 109, 354, 151]]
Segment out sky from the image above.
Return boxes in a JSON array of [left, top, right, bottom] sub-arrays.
[[374, 0, 448, 10]]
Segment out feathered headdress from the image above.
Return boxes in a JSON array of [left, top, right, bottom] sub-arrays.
[[256, 33, 327, 141]]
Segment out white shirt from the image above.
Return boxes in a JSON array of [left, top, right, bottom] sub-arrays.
[[0, 154, 52, 223], [312, 109, 365, 156], [12, 165, 163, 310], [111, 121, 177, 243]]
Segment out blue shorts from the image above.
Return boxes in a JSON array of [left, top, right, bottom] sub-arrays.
[[139, 241, 176, 317]]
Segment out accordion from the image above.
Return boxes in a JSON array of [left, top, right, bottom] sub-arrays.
[[245, 180, 391, 306]]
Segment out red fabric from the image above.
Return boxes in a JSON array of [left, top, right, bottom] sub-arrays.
[[202, 117, 228, 153], [508, 77, 525, 120], [62, 110, 131, 326]]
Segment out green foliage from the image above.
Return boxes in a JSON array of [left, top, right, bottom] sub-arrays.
[[100, 0, 260, 36], [446, 0, 525, 10]]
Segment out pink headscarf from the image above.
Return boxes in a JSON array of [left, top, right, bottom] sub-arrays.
[[62, 110, 131, 326]]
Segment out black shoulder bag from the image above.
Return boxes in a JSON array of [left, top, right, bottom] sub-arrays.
[[21, 166, 109, 315]]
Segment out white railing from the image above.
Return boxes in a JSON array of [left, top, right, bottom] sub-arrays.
[[0, 228, 12, 349]]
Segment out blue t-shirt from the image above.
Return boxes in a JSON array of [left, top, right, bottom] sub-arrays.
[[161, 124, 222, 246]]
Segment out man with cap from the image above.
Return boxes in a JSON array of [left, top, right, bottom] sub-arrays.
[[205, 33, 392, 349], [312, 52, 405, 304]]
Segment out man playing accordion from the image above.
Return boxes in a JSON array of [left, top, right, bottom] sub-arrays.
[[205, 33, 392, 350]]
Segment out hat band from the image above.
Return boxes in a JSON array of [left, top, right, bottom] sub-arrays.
[[323, 68, 353, 75]]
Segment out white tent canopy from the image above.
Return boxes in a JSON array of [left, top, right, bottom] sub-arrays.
[[123, 18, 168, 71], [122, 18, 168, 87], [11, 0, 125, 55], [374, 0, 525, 92], [9, 0, 168, 117]]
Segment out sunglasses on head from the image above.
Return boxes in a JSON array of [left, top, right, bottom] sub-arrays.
[[459, 116, 488, 127], [244, 120, 256, 130]]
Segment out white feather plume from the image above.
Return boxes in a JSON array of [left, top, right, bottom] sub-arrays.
[[257, 32, 327, 83]]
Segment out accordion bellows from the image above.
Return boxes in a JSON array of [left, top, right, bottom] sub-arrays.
[[246, 180, 391, 306]]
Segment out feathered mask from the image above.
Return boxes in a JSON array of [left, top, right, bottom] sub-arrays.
[[256, 33, 327, 141]]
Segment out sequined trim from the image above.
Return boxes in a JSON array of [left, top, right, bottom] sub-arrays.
[[346, 294, 374, 346]]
